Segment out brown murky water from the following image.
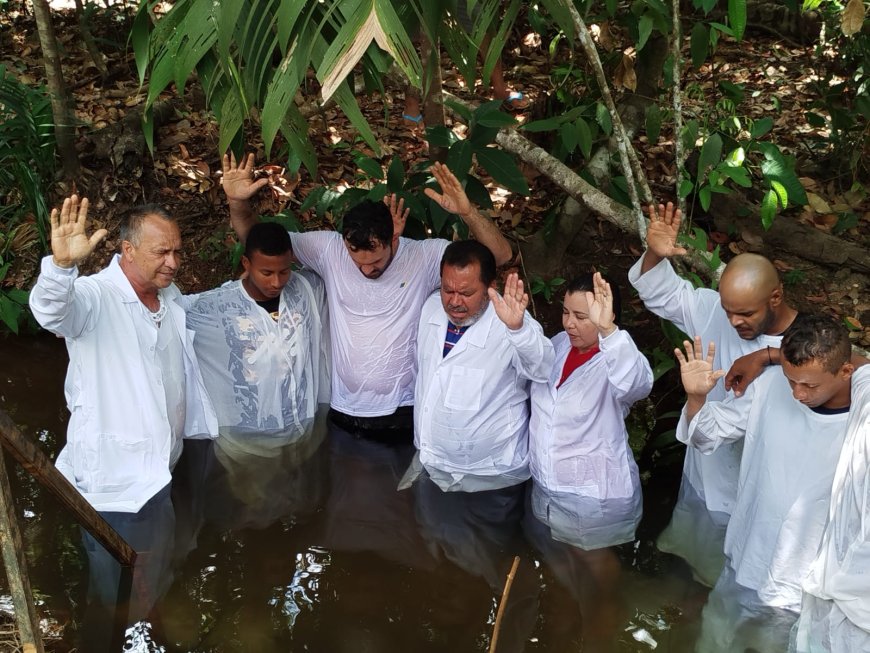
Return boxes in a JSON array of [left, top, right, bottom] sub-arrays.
[[0, 334, 780, 652]]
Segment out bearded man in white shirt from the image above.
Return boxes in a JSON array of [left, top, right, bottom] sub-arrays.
[[222, 155, 512, 442], [29, 196, 217, 514], [414, 240, 554, 492]]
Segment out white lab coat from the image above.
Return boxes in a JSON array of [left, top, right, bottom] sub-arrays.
[[289, 231, 448, 417], [629, 255, 784, 584], [185, 271, 330, 436], [682, 367, 852, 610], [792, 365, 870, 651], [29, 255, 218, 513], [528, 328, 653, 550], [414, 295, 554, 492]]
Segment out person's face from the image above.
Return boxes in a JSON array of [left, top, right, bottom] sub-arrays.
[[781, 358, 853, 409], [562, 291, 600, 352], [719, 288, 777, 340], [440, 262, 489, 327], [345, 239, 395, 279], [121, 215, 182, 292], [242, 250, 293, 301]]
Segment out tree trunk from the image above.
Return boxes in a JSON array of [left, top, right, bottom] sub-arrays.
[[73, 0, 109, 79], [421, 34, 447, 161], [30, 0, 79, 178]]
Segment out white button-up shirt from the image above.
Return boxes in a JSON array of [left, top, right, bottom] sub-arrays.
[[414, 295, 554, 492], [29, 255, 218, 512]]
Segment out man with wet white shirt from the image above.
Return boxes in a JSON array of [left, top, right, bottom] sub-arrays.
[[414, 240, 554, 492], [222, 154, 512, 440], [629, 201, 798, 586], [185, 221, 330, 436], [676, 314, 868, 652], [29, 196, 217, 513]]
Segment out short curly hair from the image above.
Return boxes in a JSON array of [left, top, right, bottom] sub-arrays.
[[781, 313, 851, 374]]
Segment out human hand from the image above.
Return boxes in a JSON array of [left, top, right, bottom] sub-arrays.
[[725, 348, 770, 397], [676, 336, 725, 397], [585, 271, 616, 336], [221, 152, 269, 202], [645, 202, 688, 259], [50, 195, 108, 268], [424, 162, 472, 219], [384, 193, 409, 238], [489, 272, 527, 331]]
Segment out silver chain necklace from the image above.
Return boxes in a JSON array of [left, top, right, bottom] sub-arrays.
[[148, 295, 167, 323]]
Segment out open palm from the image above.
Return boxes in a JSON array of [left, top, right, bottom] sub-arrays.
[[51, 195, 107, 268], [676, 336, 725, 396]]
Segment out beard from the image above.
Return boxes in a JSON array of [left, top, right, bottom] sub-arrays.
[[448, 298, 489, 327]]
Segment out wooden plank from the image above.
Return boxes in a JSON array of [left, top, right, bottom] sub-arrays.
[[0, 446, 45, 653], [0, 409, 136, 567]]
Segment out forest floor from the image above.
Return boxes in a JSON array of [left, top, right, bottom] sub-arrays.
[[1, 3, 868, 348]]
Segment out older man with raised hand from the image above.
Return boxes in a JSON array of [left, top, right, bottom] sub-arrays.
[[222, 153, 512, 440], [29, 196, 217, 513], [414, 240, 554, 492], [629, 201, 798, 587]]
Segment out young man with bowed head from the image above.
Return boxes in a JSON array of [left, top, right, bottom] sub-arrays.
[[676, 314, 868, 652], [185, 221, 330, 436], [629, 201, 798, 585], [222, 153, 512, 440]]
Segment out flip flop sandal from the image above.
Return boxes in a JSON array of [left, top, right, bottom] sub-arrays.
[[403, 113, 424, 125], [502, 91, 530, 112]]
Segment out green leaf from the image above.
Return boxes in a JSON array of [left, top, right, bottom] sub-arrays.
[[724, 146, 745, 167], [802, 0, 823, 9], [446, 140, 473, 180], [761, 154, 808, 206], [760, 189, 777, 229], [595, 103, 612, 136], [476, 110, 518, 129], [464, 175, 493, 210], [681, 119, 699, 151], [637, 14, 654, 50], [719, 165, 752, 187], [387, 155, 404, 192], [575, 117, 592, 160], [679, 179, 694, 198], [645, 105, 662, 145], [445, 99, 474, 124], [560, 121, 579, 153], [354, 154, 384, 180], [728, 0, 747, 40], [770, 179, 788, 207], [690, 23, 709, 69], [805, 112, 826, 127], [750, 117, 774, 139], [131, 6, 152, 87], [0, 295, 22, 334], [474, 147, 529, 195], [426, 125, 457, 148], [697, 133, 723, 181], [718, 81, 745, 103], [521, 106, 586, 132], [699, 185, 712, 211]]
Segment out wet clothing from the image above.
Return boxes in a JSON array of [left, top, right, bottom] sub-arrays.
[[29, 255, 217, 513], [529, 328, 652, 550], [792, 365, 870, 652], [415, 297, 554, 492], [185, 272, 330, 435], [289, 231, 448, 417], [629, 254, 784, 585], [681, 366, 855, 611]]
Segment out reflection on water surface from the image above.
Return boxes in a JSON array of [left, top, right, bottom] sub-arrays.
[[0, 335, 791, 652]]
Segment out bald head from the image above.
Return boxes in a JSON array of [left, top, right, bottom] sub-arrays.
[[719, 254, 789, 340]]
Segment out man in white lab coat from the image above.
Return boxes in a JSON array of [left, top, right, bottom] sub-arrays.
[[414, 240, 554, 492], [629, 202, 798, 585], [29, 196, 217, 514], [676, 314, 867, 652]]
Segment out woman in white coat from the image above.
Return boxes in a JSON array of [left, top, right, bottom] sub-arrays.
[[525, 272, 653, 649]]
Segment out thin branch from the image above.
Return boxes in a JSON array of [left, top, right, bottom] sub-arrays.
[[489, 556, 520, 653], [672, 0, 686, 217], [565, 1, 650, 241]]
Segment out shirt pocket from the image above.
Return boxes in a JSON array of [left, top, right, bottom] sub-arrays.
[[90, 434, 152, 493], [443, 365, 485, 411]]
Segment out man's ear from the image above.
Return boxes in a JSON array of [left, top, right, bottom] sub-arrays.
[[241, 255, 251, 272], [769, 284, 784, 308], [120, 240, 133, 260], [839, 361, 855, 381]]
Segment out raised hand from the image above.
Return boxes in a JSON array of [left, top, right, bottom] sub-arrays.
[[489, 272, 528, 331], [50, 195, 108, 268], [645, 201, 687, 259], [585, 271, 616, 336], [424, 162, 472, 219], [384, 193, 409, 238], [221, 152, 269, 202], [676, 336, 725, 397]]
